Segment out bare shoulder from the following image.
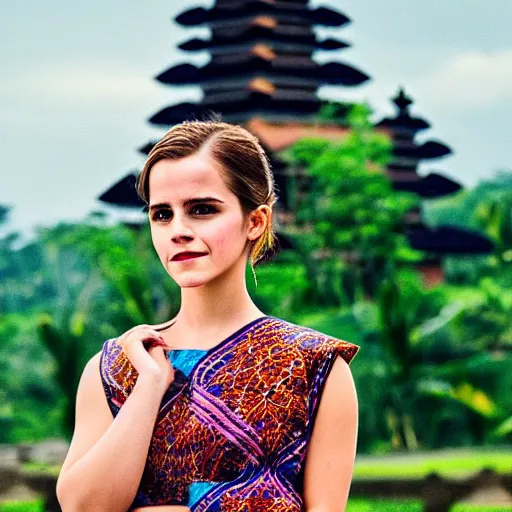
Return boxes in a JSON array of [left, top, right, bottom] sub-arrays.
[[76, 350, 106, 402], [58, 351, 113, 480], [85, 350, 102, 372], [79, 350, 109, 391], [323, 355, 358, 408]]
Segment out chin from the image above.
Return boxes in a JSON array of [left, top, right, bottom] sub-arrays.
[[170, 271, 216, 288], [178, 279, 208, 288], [170, 274, 205, 287], [172, 268, 229, 289]]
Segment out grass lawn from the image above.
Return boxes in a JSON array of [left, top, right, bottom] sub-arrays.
[[1, 498, 511, 511], [9, 448, 511, 511], [353, 446, 512, 480], [0, 501, 44, 512], [347, 497, 424, 511], [19, 463, 60, 477], [347, 501, 512, 511], [451, 507, 512, 512]]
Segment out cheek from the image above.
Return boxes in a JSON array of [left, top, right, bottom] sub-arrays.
[[207, 216, 245, 255], [150, 227, 167, 259]]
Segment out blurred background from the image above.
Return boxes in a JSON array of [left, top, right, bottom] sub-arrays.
[[1, 1, 511, 511]]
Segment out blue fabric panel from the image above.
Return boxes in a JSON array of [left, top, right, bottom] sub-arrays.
[[188, 481, 218, 508], [168, 349, 207, 377]]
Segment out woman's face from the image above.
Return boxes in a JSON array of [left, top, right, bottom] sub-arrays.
[[148, 151, 259, 288]]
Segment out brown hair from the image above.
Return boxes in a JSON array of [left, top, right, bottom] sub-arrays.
[[136, 120, 277, 266]]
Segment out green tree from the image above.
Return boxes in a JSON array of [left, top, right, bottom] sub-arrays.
[[370, 270, 508, 450], [0, 313, 64, 443], [249, 251, 312, 320], [474, 191, 512, 275], [0, 217, 181, 440], [424, 169, 512, 285], [286, 103, 420, 305], [33, 221, 181, 437]]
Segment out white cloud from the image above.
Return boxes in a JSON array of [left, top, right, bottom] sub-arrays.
[[320, 48, 512, 126], [39, 63, 150, 102], [5, 59, 202, 108], [412, 49, 512, 110]]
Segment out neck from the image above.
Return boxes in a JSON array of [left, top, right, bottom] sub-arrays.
[[174, 258, 264, 333]]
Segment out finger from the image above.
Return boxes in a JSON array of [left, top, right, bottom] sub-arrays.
[[124, 329, 163, 351], [123, 323, 149, 338], [132, 329, 166, 345], [127, 341, 165, 374], [148, 345, 174, 365], [142, 340, 169, 354], [147, 345, 169, 358], [140, 329, 166, 343], [141, 336, 166, 347], [119, 328, 166, 352]]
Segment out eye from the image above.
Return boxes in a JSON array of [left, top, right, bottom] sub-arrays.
[[151, 209, 172, 222], [190, 204, 218, 216]]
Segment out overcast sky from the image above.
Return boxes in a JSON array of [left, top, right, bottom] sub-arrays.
[[1, 1, 511, 241]]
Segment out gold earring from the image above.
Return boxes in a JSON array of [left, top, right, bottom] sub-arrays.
[[250, 260, 258, 287]]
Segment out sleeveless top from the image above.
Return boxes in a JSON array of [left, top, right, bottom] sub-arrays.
[[100, 315, 360, 511]]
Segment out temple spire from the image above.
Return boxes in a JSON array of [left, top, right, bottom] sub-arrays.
[[393, 87, 413, 115], [146, 0, 369, 125], [98, 2, 492, 282]]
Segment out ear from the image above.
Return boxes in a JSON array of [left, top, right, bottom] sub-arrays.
[[247, 205, 271, 241]]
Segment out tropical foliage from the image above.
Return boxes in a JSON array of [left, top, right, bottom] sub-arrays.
[[0, 108, 510, 457]]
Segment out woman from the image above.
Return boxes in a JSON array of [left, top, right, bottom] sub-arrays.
[[56, 121, 360, 512]]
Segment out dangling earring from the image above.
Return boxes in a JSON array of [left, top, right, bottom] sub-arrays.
[[250, 260, 258, 287]]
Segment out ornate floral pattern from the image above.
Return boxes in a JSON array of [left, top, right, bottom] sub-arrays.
[[100, 316, 359, 511]]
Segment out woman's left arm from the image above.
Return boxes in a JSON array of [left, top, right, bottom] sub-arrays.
[[303, 356, 359, 512]]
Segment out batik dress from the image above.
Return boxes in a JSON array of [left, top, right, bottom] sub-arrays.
[[100, 315, 360, 511]]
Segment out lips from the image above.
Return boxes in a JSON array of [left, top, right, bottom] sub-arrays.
[[171, 252, 207, 262]]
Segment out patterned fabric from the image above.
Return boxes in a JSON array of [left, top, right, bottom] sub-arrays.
[[100, 315, 360, 511], [168, 349, 219, 507]]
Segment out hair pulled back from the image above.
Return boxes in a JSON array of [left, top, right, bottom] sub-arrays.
[[136, 120, 277, 267]]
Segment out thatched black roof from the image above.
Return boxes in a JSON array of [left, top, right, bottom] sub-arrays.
[[175, 2, 350, 28], [155, 58, 369, 87]]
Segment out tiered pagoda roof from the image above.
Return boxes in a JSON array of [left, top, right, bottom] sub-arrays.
[[378, 88, 492, 256], [149, 0, 368, 125], [101, 0, 368, 211], [175, 2, 350, 27], [378, 89, 451, 171], [99, 171, 144, 209], [98, 1, 492, 265], [178, 26, 350, 53]]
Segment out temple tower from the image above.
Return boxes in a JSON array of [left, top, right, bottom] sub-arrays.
[[99, 1, 492, 284], [149, 1, 368, 125], [377, 88, 492, 285], [100, 0, 369, 221]]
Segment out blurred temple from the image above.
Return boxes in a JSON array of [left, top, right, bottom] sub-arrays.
[[376, 88, 493, 286], [98, 0, 492, 285]]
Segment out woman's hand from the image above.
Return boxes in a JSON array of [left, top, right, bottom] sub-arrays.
[[118, 325, 174, 395]]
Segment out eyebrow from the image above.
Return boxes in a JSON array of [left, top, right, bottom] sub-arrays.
[[148, 197, 224, 212]]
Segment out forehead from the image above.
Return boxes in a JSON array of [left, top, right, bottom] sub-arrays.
[[148, 152, 231, 204]]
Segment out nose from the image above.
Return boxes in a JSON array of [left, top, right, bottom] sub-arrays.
[[169, 213, 194, 243]]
